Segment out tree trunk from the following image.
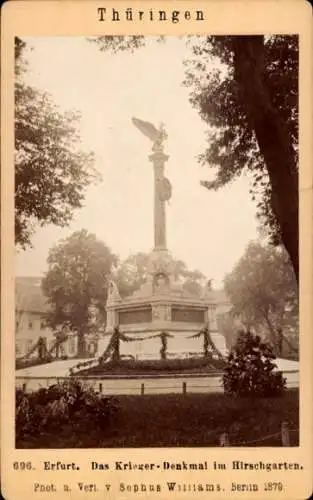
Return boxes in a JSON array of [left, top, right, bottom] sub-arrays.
[[55, 341, 60, 359], [276, 328, 284, 357], [233, 36, 298, 282], [77, 331, 86, 358], [263, 314, 278, 352]]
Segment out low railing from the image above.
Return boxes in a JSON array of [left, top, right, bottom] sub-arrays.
[[219, 421, 299, 446], [16, 370, 299, 395]]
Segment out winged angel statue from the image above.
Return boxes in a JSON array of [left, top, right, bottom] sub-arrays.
[[132, 117, 168, 152]]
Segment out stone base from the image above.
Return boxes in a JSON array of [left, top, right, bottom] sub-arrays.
[[105, 249, 223, 360]]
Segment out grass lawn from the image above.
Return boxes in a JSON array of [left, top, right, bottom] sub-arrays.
[[17, 389, 299, 448]]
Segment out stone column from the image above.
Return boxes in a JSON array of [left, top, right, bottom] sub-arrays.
[[149, 151, 169, 250]]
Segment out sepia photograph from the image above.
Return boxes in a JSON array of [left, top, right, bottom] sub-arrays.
[[14, 34, 300, 451]]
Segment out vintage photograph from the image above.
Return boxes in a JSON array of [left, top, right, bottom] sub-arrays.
[[15, 35, 299, 449]]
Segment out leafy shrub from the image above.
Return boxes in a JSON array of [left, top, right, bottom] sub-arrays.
[[16, 380, 118, 441], [223, 330, 286, 397]]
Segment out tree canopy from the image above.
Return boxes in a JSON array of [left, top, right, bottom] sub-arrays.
[[42, 230, 117, 357], [88, 35, 147, 53], [115, 251, 206, 297], [15, 37, 98, 248], [224, 241, 298, 349], [184, 35, 298, 279]]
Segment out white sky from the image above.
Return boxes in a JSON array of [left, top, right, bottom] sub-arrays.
[[15, 36, 258, 287]]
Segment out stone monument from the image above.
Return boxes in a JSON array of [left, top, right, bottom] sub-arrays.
[[105, 118, 225, 359]]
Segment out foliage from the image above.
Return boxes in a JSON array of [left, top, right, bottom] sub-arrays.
[[184, 35, 298, 278], [16, 380, 118, 442], [184, 35, 298, 228], [99, 325, 142, 364], [42, 230, 117, 356], [75, 356, 224, 376], [224, 241, 298, 353], [216, 312, 240, 351], [223, 330, 286, 397], [88, 35, 165, 54], [15, 37, 98, 248], [17, 390, 299, 448], [146, 331, 174, 360], [115, 252, 150, 297], [159, 331, 171, 360], [115, 252, 206, 297], [16, 358, 52, 371], [188, 326, 224, 360], [88, 36, 145, 53]]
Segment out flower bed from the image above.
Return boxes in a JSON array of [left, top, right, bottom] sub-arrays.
[[73, 357, 225, 376]]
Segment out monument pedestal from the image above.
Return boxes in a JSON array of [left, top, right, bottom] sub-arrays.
[[105, 249, 225, 359]]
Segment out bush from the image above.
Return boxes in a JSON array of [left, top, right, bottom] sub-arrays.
[[16, 380, 118, 441], [223, 330, 286, 397]]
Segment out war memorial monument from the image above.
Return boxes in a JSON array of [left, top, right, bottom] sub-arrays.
[[104, 118, 226, 360]]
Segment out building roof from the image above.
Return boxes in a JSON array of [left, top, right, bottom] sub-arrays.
[[15, 277, 50, 313]]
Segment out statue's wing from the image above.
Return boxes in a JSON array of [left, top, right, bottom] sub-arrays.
[[132, 117, 159, 142]]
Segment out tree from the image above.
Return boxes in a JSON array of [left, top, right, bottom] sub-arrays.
[[115, 252, 206, 297], [181, 269, 207, 297], [223, 330, 286, 397], [15, 37, 98, 248], [224, 241, 298, 354], [216, 312, 241, 352], [184, 35, 298, 280], [115, 252, 151, 297], [42, 230, 117, 357], [88, 35, 147, 53], [90, 35, 299, 280]]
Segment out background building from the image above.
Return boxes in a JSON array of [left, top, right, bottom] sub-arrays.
[[15, 277, 77, 359]]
